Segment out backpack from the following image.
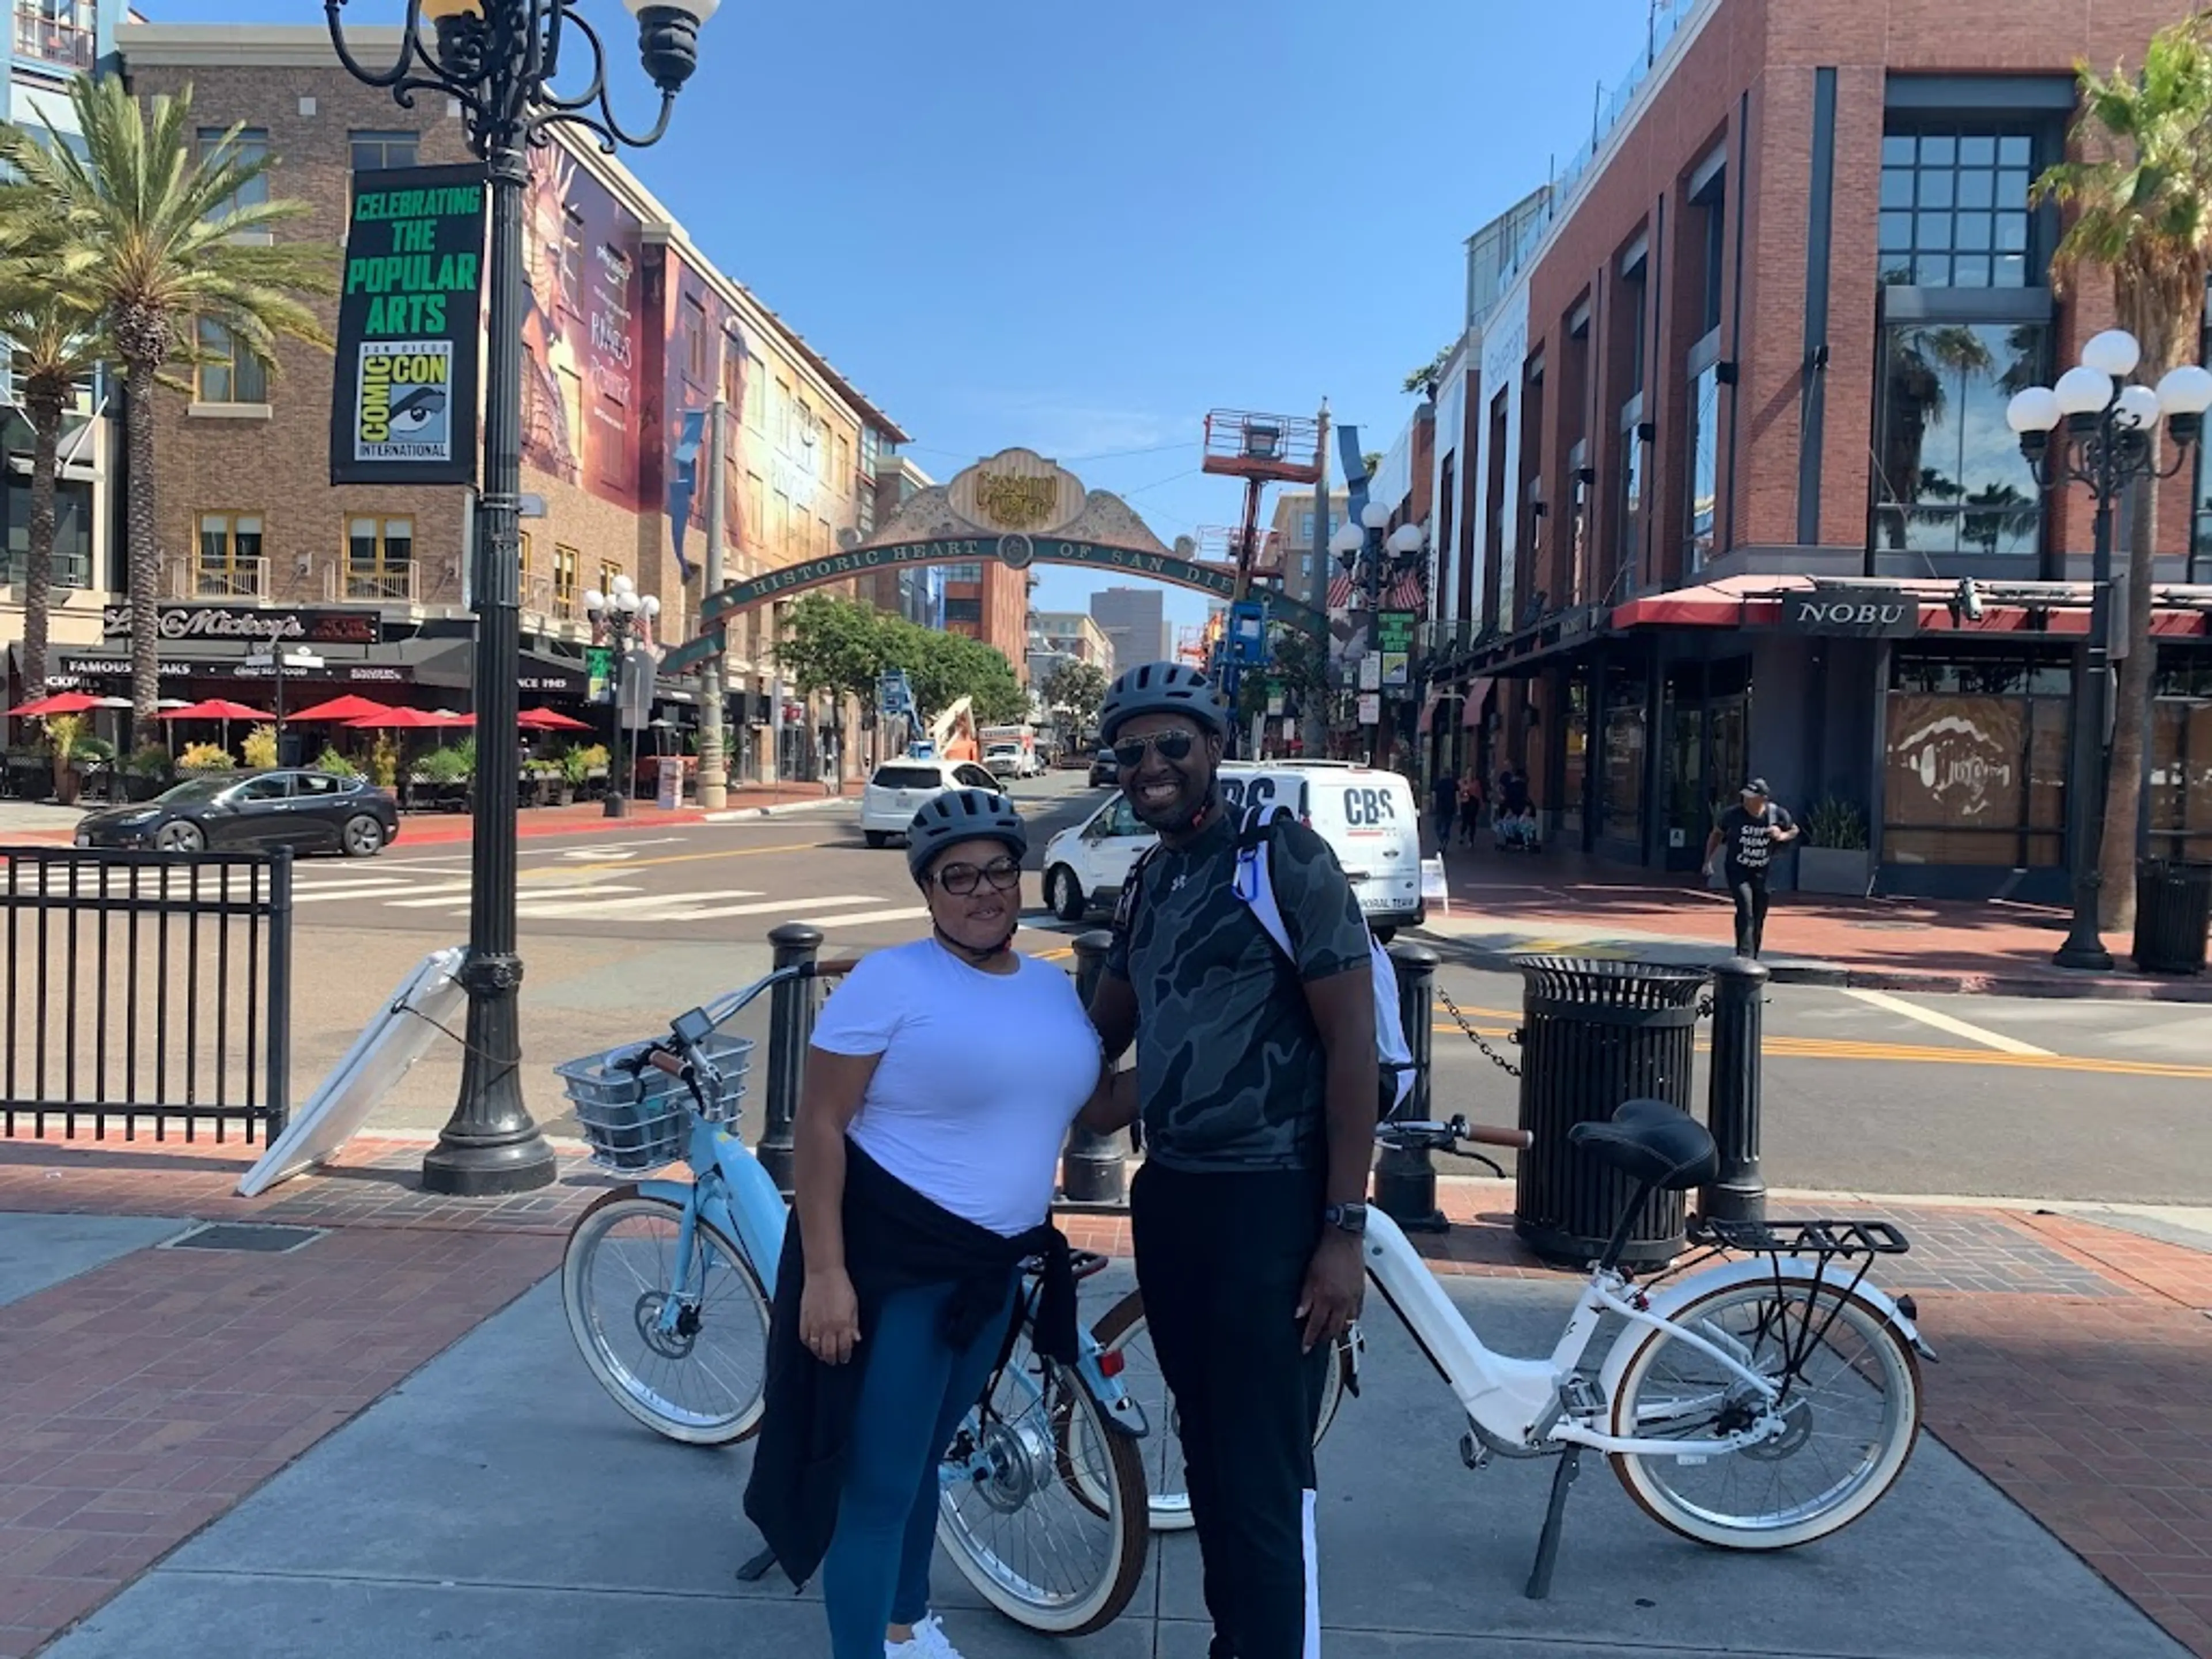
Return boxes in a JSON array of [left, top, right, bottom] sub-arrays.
[[1114, 802, 1416, 1118]]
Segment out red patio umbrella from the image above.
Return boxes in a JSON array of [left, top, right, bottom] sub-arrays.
[[346, 707, 473, 729], [289, 693, 395, 724], [517, 707, 593, 732], [158, 699, 275, 722], [7, 691, 105, 717]]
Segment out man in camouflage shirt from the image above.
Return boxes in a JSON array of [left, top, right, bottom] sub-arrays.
[[1085, 662, 1377, 1659]]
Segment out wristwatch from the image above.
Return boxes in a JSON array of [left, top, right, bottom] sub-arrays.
[[1322, 1202, 1368, 1237]]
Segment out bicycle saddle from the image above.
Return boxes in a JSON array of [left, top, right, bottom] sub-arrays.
[[1567, 1098, 1718, 1191]]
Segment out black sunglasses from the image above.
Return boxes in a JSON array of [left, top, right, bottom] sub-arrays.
[[1112, 730, 1195, 768], [932, 856, 1022, 896]]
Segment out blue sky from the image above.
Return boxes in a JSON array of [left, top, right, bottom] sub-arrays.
[[173, 0, 1655, 639]]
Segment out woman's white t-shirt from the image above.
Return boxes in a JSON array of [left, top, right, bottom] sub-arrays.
[[809, 940, 1101, 1237]]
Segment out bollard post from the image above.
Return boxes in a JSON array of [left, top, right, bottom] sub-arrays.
[[1702, 956, 1769, 1223], [1374, 941, 1448, 1233], [1063, 929, 1128, 1207], [757, 922, 824, 1194]]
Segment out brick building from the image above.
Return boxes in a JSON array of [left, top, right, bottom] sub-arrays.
[[1420, 0, 2211, 898], [98, 24, 906, 782]]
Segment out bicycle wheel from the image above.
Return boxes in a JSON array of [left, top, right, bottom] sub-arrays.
[[1091, 1287, 1352, 1533], [1608, 1277, 1921, 1550], [935, 1324, 1149, 1635], [561, 1186, 771, 1446]]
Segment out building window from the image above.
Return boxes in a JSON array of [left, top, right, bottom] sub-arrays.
[[832, 433, 851, 497], [1616, 420, 1645, 594], [945, 596, 983, 625], [683, 296, 707, 382], [18, 0, 97, 69], [1600, 664, 1645, 846], [745, 472, 765, 550], [553, 543, 579, 614], [1878, 130, 2037, 290], [1885, 649, 2070, 865], [346, 516, 413, 601], [1685, 363, 1719, 571], [771, 490, 790, 554], [599, 562, 623, 601], [196, 512, 263, 596], [745, 353, 767, 431], [2152, 657, 2212, 861], [195, 320, 267, 405], [773, 378, 791, 446], [1873, 322, 2046, 556], [196, 127, 268, 220], [942, 562, 983, 582], [816, 517, 832, 558], [349, 131, 418, 172]]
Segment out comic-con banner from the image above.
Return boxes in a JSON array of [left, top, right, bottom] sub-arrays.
[[329, 163, 487, 485]]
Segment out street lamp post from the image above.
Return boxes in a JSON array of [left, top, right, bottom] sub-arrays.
[[2005, 331, 2212, 972], [328, 0, 714, 1195], [1332, 502, 1425, 767], [585, 575, 659, 817]]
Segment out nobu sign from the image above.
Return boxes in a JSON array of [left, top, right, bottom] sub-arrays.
[[329, 164, 487, 486], [1782, 588, 1923, 639]]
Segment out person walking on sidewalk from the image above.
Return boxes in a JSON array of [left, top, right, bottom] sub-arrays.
[[1705, 778, 1798, 959], [743, 788, 1090, 1659], [1085, 661, 1378, 1659], [1430, 766, 1457, 849]]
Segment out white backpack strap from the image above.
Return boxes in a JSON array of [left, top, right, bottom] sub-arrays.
[[1233, 805, 1298, 962]]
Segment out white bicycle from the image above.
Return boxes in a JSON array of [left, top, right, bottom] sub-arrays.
[[1102, 1098, 1931, 1591]]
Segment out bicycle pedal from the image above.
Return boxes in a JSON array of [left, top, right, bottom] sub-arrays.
[[1459, 1431, 1491, 1472], [1559, 1376, 1605, 1417]]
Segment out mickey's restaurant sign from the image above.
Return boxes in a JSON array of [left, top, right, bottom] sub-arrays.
[[101, 605, 384, 646]]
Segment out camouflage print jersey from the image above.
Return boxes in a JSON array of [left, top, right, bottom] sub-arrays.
[[1105, 812, 1372, 1172]]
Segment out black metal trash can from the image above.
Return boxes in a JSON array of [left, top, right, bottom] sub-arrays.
[[1512, 956, 1707, 1267], [2133, 861, 2212, 976]]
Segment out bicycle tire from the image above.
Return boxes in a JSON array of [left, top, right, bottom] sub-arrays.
[[1608, 1277, 1922, 1550], [935, 1345, 1149, 1635], [561, 1186, 771, 1446], [1091, 1286, 1353, 1533]]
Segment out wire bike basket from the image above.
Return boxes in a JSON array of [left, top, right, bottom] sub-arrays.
[[555, 1031, 755, 1175]]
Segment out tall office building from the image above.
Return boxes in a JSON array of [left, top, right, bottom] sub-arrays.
[[1088, 586, 1171, 677]]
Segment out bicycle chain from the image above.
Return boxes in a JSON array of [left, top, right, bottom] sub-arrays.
[[1435, 985, 1522, 1078]]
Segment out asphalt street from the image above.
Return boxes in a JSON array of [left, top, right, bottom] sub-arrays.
[[294, 771, 2212, 1206]]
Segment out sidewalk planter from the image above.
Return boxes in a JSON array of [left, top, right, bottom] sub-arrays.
[[1798, 847, 1874, 896], [2132, 859, 2211, 976]]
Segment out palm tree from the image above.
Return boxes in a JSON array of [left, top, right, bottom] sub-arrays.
[[0, 77, 335, 720], [2035, 10, 2212, 929], [0, 274, 105, 695]]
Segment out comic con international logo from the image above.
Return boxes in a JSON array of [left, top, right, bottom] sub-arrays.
[[354, 340, 453, 463]]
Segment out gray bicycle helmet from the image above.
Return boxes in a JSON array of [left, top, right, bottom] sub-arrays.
[[906, 787, 1027, 885], [1097, 661, 1229, 744]]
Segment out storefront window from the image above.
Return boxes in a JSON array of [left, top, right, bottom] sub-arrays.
[[1873, 322, 2046, 556], [1560, 679, 1589, 838], [1685, 363, 1718, 571], [1600, 669, 1645, 845], [1884, 650, 2070, 866], [2151, 657, 2212, 861]]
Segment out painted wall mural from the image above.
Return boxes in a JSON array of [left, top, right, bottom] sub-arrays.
[[659, 248, 746, 579]]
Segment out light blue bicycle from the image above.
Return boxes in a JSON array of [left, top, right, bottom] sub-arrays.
[[555, 960, 1152, 1635]]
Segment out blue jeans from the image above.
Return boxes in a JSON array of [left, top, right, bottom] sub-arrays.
[[822, 1275, 1014, 1657]]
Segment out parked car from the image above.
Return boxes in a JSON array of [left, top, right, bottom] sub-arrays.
[[1040, 761, 1423, 934], [1088, 748, 1119, 787], [74, 770, 400, 857], [858, 757, 1003, 848], [984, 743, 1040, 782]]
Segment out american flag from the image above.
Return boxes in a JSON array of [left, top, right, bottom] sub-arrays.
[[1328, 570, 1427, 613]]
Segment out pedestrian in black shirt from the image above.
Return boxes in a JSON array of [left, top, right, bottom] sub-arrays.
[[1704, 778, 1798, 959]]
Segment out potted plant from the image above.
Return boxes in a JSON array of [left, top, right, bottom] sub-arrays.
[[575, 742, 610, 799], [241, 724, 278, 771], [369, 732, 400, 792], [555, 746, 587, 806], [123, 743, 172, 801], [46, 713, 86, 805], [313, 744, 360, 779], [176, 742, 232, 779], [74, 734, 118, 804], [1797, 798, 1873, 896]]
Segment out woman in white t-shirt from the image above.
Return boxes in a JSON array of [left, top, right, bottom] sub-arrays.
[[742, 788, 1104, 1659]]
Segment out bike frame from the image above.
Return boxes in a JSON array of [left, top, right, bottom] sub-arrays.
[[1358, 1207, 1797, 1460]]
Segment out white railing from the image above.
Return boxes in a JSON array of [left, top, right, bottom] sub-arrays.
[[335, 562, 417, 603], [179, 557, 270, 599]]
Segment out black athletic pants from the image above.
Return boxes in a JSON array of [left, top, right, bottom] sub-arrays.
[[1132, 1161, 1328, 1659], [1729, 869, 1770, 958]]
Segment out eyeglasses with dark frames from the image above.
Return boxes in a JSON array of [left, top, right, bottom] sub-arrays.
[[932, 856, 1023, 896]]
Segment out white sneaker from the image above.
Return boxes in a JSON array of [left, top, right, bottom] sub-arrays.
[[885, 1613, 964, 1659]]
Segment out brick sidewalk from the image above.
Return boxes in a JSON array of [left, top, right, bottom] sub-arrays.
[[1423, 842, 2212, 1001], [4, 1134, 2209, 1657]]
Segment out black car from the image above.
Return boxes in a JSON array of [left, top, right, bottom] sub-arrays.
[[75, 770, 400, 857], [1088, 748, 1119, 787]]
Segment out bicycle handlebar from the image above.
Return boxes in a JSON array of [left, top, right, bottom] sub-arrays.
[[1460, 1122, 1535, 1152]]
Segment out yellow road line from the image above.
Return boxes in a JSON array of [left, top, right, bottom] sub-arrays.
[[1427, 1022, 2212, 1081]]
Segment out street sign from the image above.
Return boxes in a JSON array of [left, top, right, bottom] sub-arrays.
[[519, 493, 548, 519], [1357, 692, 1381, 725], [1377, 610, 1415, 688], [1358, 654, 1381, 692]]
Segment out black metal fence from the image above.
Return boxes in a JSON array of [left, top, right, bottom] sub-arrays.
[[1, 847, 294, 1142]]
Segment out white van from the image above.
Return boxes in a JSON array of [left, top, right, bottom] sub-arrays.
[[1039, 760, 1424, 936]]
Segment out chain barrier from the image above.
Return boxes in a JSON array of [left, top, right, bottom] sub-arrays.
[[1435, 984, 1522, 1078]]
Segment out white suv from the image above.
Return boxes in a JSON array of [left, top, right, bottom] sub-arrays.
[[859, 759, 1003, 847]]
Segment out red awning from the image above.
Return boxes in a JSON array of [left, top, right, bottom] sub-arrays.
[[1461, 677, 1494, 728]]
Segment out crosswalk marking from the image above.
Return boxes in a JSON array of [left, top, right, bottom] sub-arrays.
[[385, 882, 563, 908], [294, 880, 475, 905], [514, 888, 763, 918], [812, 906, 930, 930], [679, 893, 884, 921]]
